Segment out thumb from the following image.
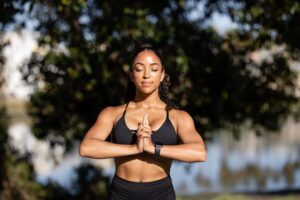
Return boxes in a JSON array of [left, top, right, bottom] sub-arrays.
[[144, 113, 149, 125], [142, 114, 147, 125]]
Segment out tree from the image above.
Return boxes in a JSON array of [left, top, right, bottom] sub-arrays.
[[2, 0, 300, 197], [21, 0, 299, 145], [205, 0, 300, 51], [1, 1, 45, 199], [1, 1, 110, 199]]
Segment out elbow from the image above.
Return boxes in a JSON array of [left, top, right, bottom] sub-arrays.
[[198, 143, 207, 162], [186, 144, 207, 163], [200, 151, 207, 162], [196, 148, 207, 162], [186, 151, 206, 163], [193, 152, 206, 162], [79, 143, 88, 157]]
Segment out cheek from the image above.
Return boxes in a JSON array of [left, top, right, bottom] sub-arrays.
[[153, 70, 163, 77], [131, 72, 140, 79], [131, 73, 144, 84], [151, 72, 163, 83]]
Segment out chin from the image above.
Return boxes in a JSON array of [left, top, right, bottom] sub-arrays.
[[137, 87, 157, 95]]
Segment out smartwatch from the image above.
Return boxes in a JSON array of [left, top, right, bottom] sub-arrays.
[[154, 144, 163, 156]]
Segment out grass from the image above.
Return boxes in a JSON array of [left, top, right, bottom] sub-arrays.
[[177, 193, 300, 200]]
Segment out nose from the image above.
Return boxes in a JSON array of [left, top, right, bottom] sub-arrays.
[[143, 67, 150, 78]]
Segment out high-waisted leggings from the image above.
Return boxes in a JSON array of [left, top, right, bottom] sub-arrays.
[[109, 174, 176, 200]]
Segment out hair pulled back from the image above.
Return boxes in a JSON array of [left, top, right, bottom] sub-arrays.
[[124, 44, 175, 111]]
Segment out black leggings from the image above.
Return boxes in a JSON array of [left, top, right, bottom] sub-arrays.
[[109, 175, 176, 200]]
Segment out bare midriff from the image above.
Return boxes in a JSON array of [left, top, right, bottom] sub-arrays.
[[114, 152, 172, 182]]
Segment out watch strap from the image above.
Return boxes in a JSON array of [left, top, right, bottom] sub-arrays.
[[154, 144, 163, 156]]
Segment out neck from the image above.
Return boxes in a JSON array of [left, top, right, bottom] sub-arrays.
[[133, 90, 163, 108]]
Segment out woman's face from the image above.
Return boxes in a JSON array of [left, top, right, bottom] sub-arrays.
[[130, 50, 165, 95]]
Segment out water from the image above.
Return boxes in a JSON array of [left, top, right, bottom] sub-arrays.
[[171, 116, 300, 195], [8, 116, 300, 195]]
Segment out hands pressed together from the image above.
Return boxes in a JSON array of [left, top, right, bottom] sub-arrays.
[[135, 114, 155, 154]]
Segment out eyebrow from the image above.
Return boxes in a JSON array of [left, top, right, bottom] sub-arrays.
[[134, 62, 161, 67]]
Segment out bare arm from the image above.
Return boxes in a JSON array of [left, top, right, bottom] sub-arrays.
[[79, 106, 140, 159], [144, 110, 206, 162]]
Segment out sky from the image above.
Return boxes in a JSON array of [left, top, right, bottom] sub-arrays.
[[2, 30, 37, 100]]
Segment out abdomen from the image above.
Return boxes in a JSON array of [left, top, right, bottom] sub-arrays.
[[114, 153, 172, 182]]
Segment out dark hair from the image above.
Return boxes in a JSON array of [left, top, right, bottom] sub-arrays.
[[124, 44, 175, 111]]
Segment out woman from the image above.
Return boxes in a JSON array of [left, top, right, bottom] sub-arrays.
[[80, 45, 206, 200]]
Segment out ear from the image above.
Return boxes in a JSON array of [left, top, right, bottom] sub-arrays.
[[160, 70, 165, 82]]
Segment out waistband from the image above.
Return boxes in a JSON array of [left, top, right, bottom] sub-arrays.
[[111, 174, 172, 190]]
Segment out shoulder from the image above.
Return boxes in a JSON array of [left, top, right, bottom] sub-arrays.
[[169, 108, 193, 121], [99, 104, 126, 114], [96, 104, 127, 122], [169, 108, 195, 129]]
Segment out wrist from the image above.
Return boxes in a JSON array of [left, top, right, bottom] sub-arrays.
[[132, 145, 141, 154], [145, 144, 155, 154]]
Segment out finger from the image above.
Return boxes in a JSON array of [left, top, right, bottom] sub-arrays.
[[142, 124, 151, 129], [145, 113, 149, 125], [142, 115, 147, 125], [142, 126, 152, 134], [137, 135, 147, 140], [136, 125, 144, 136], [137, 131, 146, 138], [139, 122, 144, 128], [136, 131, 145, 137], [137, 134, 150, 141], [138, 123, 143, 130], [140, 132, 151, 138]]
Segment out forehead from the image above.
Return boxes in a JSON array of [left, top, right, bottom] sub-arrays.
[[133, 50, 161, 64]]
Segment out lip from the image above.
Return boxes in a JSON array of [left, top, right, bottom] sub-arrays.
[[141, 82, 153, 86]]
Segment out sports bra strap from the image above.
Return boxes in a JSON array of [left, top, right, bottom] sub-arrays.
[[122, 102, 130, 117]]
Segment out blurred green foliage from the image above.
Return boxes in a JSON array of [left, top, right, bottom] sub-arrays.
[[17, 0, 299, 145], [1, 0, 300, 199], [1, 1, 110, 199], [0, 107, 46, 199], [0, 107, 110, 200]]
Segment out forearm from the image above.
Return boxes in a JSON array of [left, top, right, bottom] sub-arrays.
[[80, 138, 139, 159], [147, 143, 206, 163]]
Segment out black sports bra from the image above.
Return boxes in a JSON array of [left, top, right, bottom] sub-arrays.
[[111, 102, 178, 145]]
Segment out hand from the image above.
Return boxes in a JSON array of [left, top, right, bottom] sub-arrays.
[[135, 123, 144, 153], [142, 114, 155, 153], [135, 114, 152, 153]]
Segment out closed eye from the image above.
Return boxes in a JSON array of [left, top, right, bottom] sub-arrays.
[[134, 68, 143, 72]]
